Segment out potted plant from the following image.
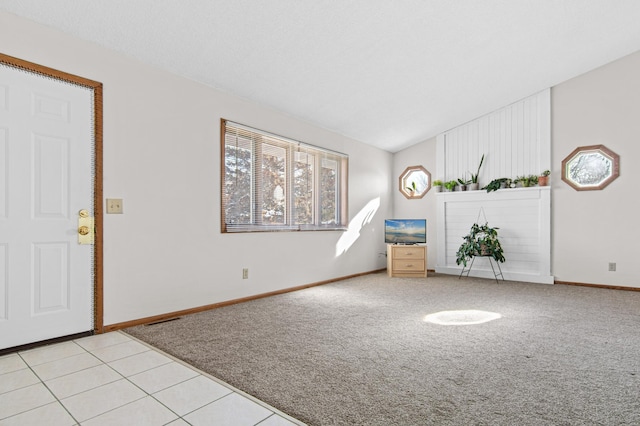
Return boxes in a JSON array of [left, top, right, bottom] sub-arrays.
[[433, 179, 443, 192], [467, 154, 485, 190], [405, 180, 418, 196], [538, 170, 550, 186], [456, 222, 506, 267], [517, 175, 538, 187], [456, 176, 470, 191], [444, 180, 458, 192], [484, 177, 508, 193]]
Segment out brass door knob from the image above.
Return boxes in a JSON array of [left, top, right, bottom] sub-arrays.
[[78, 225, 90, 236]]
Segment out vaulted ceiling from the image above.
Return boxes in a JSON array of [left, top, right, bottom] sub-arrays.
[[2, 1, 640, 152]]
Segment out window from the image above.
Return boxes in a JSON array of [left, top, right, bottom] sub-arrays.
[[561, 144, 620, 191], [399, 165, 431, 199], [221, 120, 348, 232]]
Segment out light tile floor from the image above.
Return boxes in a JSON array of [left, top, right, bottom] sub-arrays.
[[0, 332, 304, 426]]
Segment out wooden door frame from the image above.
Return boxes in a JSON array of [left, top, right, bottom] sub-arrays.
[[0, 53, 104, 334]]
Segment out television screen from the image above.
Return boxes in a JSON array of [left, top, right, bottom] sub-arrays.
[[384, 219, 426, 244]]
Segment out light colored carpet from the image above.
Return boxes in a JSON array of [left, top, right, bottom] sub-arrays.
[[125, 273, 640, 425]]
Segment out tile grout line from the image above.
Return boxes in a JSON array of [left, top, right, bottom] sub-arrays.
[[97, 337, 242, 423], [121, 331, 307, 425], [70, 334, 203, 424], [15, 344, 83, 425], [97, 356, 189, 423], [10, 338, 151, 424], [69, 337, 180, 424], [3, 332, 304, 425]]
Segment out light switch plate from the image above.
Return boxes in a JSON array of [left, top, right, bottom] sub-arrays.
[[106, 198, 123, 214]]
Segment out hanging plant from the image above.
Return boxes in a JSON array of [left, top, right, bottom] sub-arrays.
[[455, 222, 505, 267]]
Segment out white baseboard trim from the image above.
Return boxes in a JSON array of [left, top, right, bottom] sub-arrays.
[[435, 266, 554, 284]]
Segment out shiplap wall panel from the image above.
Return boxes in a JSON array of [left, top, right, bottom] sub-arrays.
[[441, 89, 550, 184], [435, 89, 552, 284]]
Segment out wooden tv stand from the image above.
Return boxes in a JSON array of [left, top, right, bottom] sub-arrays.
[[387, 244, 427, 278]]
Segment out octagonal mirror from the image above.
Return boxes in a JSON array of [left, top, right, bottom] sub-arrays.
[[561, 145, 619, 191], [399, 165, 431, 199]]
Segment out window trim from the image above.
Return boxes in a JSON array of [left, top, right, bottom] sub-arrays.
[[561, 144, 620, 191], [221, 119, 348, 233], [398, 165, 431, 199]]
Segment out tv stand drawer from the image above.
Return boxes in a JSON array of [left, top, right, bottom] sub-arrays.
[[392, 259, 426, 271], [392, 246, 425, 260]]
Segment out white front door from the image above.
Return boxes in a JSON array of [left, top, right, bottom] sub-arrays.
[[0, 62, 94, 350]]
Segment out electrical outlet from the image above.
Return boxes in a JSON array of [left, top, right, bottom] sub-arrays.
[[106, 198, 123, 214], [242, 268, 249, 279], [608, 262, 616, 272]]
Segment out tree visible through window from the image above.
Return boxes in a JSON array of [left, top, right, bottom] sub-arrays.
[[222, 120, 348, 232]]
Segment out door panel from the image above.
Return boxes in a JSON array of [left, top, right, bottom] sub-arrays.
[[0, 243, 6, 320], [34, 134, 69, 218], [33, 242, 69, 314], [0, 62, 94, 350], [1, 127, 6, 218]]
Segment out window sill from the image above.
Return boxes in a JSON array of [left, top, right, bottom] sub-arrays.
[[223, 224, 348, 233]]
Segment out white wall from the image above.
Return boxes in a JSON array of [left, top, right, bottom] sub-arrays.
[[391, 137, 438, 269], [552, 50, 639, 287], [0, 11, 393, 325]]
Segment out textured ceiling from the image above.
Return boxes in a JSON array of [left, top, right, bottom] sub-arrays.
[[2, 1, 640, 152]]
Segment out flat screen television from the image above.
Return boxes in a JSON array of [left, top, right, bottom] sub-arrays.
[[384, 219, 426, 244]]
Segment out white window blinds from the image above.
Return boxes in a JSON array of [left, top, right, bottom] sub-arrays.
[[221, 120, 348, 232]]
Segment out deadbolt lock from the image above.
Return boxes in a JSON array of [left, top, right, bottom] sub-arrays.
[[78, 209, 94, 244]]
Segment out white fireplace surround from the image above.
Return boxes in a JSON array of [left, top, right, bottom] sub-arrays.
[[436, 187, 552, 284]]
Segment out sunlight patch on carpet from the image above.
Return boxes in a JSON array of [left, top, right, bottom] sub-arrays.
[[423, 310, 502, 325]]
